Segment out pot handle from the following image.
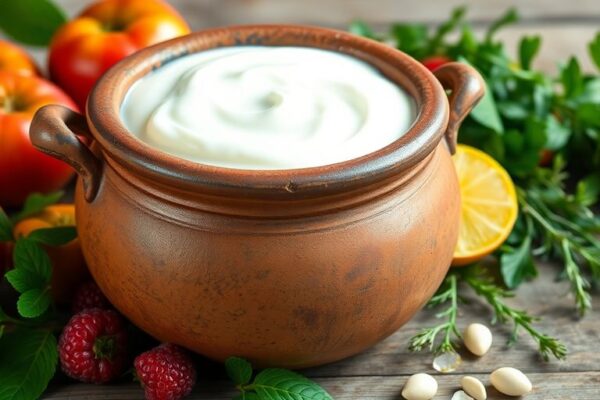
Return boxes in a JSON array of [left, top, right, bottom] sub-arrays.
[[433, 62, 485, 154], [30, 105, 101, 202]]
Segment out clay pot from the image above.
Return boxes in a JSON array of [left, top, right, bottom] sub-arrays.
[[30, 25, 484, 368]]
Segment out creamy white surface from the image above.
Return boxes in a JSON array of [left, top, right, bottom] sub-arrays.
[[121, 46, 415, 169]]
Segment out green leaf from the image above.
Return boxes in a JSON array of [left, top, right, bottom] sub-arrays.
[[0, 328, 58, 400], [545, 114, 571, 151], [12, 239, 52, 285], [560, 57, 584, 99], [456, 57, 503, 133], [519, 35, 541, 70], [468, 78, 504, 133], [390, 23, 428, 59], [588, 32, 600, 71], [27, 226, 77, 246], [500, 236, 538, 289], [428, 6, 466, 52], [576, 174, 600, 207], [11, 191, 64, 223], [16, 288, 51, 319], [0, 0, 66, 46], [226, 357, 253, 386], [253, 369, 333, 400], [234, 394, 260, 400], [0, 208, 13, 242], [349, 21, 376, 39], [5, 268, 46, 294], [485, 8, 518, 43]]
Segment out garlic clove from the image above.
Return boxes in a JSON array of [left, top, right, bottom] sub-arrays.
[[463, 323, 493, 356], [490, 367, 533, 396], [461, 376, 487, 400], [451, 390, 474, 400], [401, 373, 438, 400]]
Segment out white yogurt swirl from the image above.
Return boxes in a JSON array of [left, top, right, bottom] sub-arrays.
[[121, 46, 415, 169]]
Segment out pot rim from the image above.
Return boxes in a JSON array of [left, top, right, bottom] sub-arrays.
[[87, 24, 448, 198]]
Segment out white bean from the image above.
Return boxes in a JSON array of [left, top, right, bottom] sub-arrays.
[[463, 323, 493, 356], [401, 373, 438, 400], [461, 376, 487, 400], [490, 367, 532, 396]]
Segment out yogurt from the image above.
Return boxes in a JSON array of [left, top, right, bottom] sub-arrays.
[[121, 46, 415, 169]]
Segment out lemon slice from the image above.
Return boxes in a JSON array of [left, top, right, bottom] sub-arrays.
[[452, 144, 518, 266]]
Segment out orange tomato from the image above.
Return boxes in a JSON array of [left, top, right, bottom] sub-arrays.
[[48, 0, 190, 109], [0, 72, 78, 207], [13, 204, 88, 305], [0, 40, 40, 77]]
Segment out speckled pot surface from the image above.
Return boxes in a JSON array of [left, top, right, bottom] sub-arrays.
[[30, 25, 484, 368]]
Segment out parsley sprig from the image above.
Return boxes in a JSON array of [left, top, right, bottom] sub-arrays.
[[353, 7, 600, 359]]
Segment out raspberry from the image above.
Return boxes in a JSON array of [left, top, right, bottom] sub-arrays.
[[71, 281, 111, 313], [134, 343, 196, 400], [58, 308, 128, 383]]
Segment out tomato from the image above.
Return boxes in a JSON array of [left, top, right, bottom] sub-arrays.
[[0, 40, 40, 77], [13, 204, 88, 305], [0, 72, 78, 207], [48, 0, 190, 109], [421, 55, 452, 72]]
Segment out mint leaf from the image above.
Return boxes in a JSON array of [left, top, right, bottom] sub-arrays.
[[0, 328, 58, 400], [226, 357, 253, 386], [234, 394, 260, 400], [16, 288, 51, 318], [589, 32, 600, 71], [253, 369, 333, 400], [0, 208, 13, 242], [0, 0, 66, 46], [27, 227, 77, 246], [5, 268, 46, 294], [519, 35, 541, 70], [12, 191, 64, 223], [501, 236, 538, 289], [12, 239, 52, 285]]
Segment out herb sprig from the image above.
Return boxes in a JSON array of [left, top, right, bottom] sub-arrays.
[[409, 267, 568, 360], [225, 357, 333, 400], [0, 192, 76, 400], [353, 7, 600, 359]]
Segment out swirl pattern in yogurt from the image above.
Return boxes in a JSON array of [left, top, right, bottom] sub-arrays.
[[121, 46, 415, 169]]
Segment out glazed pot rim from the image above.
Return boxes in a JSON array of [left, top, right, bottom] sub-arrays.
[[87, 24, 448, 198]]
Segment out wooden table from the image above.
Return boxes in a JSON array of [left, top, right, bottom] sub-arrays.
[[12, 1, 599, 398], [44, 262, 600, 399]]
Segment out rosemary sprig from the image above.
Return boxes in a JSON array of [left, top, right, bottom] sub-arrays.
[[408, 274, 461, 354], [409, 268, 567, 360], [465, 270, 568, 361]]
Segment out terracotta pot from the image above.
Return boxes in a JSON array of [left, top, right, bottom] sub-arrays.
[[30, 25, 484, 368]]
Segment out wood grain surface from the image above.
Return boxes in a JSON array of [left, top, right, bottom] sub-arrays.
[[43, 262, 600, 399]]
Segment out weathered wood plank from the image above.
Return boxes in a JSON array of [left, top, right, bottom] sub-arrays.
[[44, 372, 600, 399], [54, 0, 600, 24], [41, 263, 600, 398]]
